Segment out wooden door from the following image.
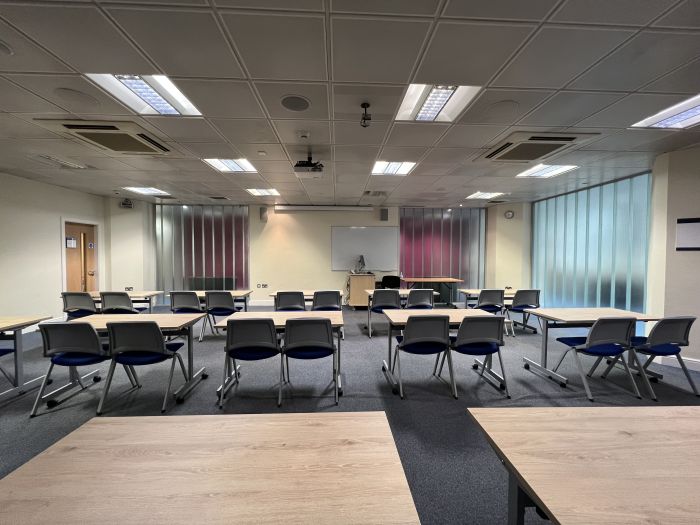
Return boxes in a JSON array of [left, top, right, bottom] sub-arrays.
[[65, 222, 97, 292]]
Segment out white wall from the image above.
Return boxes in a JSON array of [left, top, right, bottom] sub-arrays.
[[485, 203, 532, 290], [248, 206, 399, 303]]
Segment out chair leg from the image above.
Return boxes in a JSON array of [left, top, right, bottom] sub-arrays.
[[587, 356, 604, 377], [333, 349, 339, 405], [601, 355, 620, 379], [285, 355, 290, 383], [368, 309, 372, 338], [437, 351, 447, 377], [278, 354, 284, 407], [619, 353, 642, 399], [395, 347, 404, 399], [572, 351, 594, 401], [96, 360, 117, 415], [219, 353, 228, 409], [198, 315, 208, 342], [162, 355, 178, 413], [676, 354, 699, 396], [496, 349, 510, 399], [29, 363, 54, 417], [445, 349, 458, 399], [552, 348, 571, 373], [432, 353, 441, 376], [630, 350, 656, 401]]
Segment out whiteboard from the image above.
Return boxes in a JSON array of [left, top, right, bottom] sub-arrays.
[[331, 226, 399, 271], [676, 218, 700, 251]]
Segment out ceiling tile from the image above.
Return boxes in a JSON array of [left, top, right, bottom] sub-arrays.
[[641, 58, 700, 94], [444, 0, 558, 20], [582, 129, 675, 151], [438, 124, 506, 148], [423, 148, 479, 163], [0, 77, 64, 113], [415, 22, 535, 85], [571, 31, 700, 91], [332, 18, 430, 83], [0, 5, 156, 73], [518, 91, 625, 126], [0, 18, 69, 73], [333, 84, 403, 121], [235, 143, 288, 161], [552, 0, 677, 25], [378, 146, 427, 162], [333, 145, 379, 162], [577, 93, 689, 128], [385, 122, 450, 147], [222, 13, 327, 80], [181, 142, 242, 158], [459, 89, 552, 124], [215, 0, 323, 10], [332, 0, 440, 15], [255, 82, 328, 119], [108, 8, 243, 78], [211, 118, 278, 143], [333, 121, 390, 145], [653, 0, 700, 28], [274, 119, 330, 143], [494, 26, 634, 88], [0, 114, 58, 139], [146, 117, 223, 142], [412, 163, 460, 176], [176, 79, 263, 118], [252, 160, 295, 173]]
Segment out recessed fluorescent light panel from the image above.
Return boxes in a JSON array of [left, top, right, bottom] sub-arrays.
[[87, 74, 200, 116], [203, 158, 257, 173], [632, 93, 700, 129], [246, 188, 280, 196], [372, 161, 416, 176], [516, 164, 579, 179], [123, 187, 170, 196], [396, 84, 481, 122], [466, 192, 504, 200]]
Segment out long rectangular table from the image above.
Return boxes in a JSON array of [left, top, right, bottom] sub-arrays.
[[523, 307, 660, 386], [469, 406, 700, 525], [73, 313, 205, 402], [0, 412, 420, 524], [402, 277, 464, 306], [0, 315, 51, 401], [269, 289, 344, 300], [186, 290, 253, 311], [89, 290, 162, 312]]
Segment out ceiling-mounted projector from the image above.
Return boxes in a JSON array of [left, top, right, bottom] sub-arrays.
[[294, 154, 324, 179]]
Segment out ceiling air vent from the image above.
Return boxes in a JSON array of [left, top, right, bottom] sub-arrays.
[[478, 131, 599, 164], [210, 196, 230, 201], [363, 191, 387, 198], [33, 119, 170, 156]]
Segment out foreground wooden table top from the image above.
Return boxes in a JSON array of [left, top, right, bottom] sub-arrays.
[[215, 310, 344, 329], [526, 307, 659, 323], [0, 315, 51, 332], [469, 406, 700, 524], [0, 412, 419, 525], [72, 313, 204, 331]]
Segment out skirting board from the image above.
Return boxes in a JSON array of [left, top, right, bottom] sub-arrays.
[[660, 355, 700, 372], [249, 299, 274, 307]]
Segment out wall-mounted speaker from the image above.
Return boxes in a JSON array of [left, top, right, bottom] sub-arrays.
[[260, 206, 268, 223], [379, 208, 389, 221]]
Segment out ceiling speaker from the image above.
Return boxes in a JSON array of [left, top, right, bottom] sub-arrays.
[[281, 95, 310, 112]]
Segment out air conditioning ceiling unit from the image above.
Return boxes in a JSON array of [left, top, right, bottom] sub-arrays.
[[477, 131, 600, 163], [33, 119, 170, 155]]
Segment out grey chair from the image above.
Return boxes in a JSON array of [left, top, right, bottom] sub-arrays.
[[311, 290, 342, 311], [170, 291, 203, 314], [605, 316, 698, 400], [473, 289, 505, 314], [555, 317, 644, 402], [436, 316, 509, 398], [505, 289, 540, 334], [368, 289, 401, 337], [380, 275, 401, 289], [201, 291, 238, 342], [100, 292, 140, 314], [220, 318, 282, 408], [405, 289, 434, 309], [282, 318, 338, 405], [275, 291, 306, 311], [393, 315, 455, 399], [61, 292, 97, 319], [31, 323, 111, 417], [98, 321, 187, 414]]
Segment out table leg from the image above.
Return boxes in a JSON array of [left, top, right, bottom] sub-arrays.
[[508, 472, 528, 525], [382, 322, 399, 393], [523, 319, 569, 386], [0, 328, 47, 401], [174, 325, 207, 402], [148, 297, 153, 313], [244, 296, 248, 312], [336, 327, 343, 395]]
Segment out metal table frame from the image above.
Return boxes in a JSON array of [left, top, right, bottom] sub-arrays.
[[0, 321, 48, 402]]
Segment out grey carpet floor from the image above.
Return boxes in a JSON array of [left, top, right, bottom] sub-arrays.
[[2, 306, 699, 524]]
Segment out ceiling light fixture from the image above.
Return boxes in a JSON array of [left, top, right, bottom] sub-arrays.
[[246, 188, 280, 196], [372, 161, 416, 176], [37, 154, 87, 169], [123, 186, 170, 196], [631, 93, 700, 129], [466, 192, 504, 200], [396, 84, 482, 122], [86, 74, 200, 116], [203, 158, 257, 173], [516, 164, 578, 178]]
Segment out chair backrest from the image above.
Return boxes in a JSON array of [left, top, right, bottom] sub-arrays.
[[405, 289, 434, 309], [107, 321, 167, 355], [454, 316, 505, 347], [401, 315, 450, 347], [283, 318, 334, 352], [371, 289, 401, 309], [381, 275, 401, 289], [226, 318, 278, 352], [275, 291, 306, 311], [511, 289, 540, 309], [170, 291, 202, 312], [39, 322, 104, 357], [312, 290, 341, 311], [477, 289, 505, 307], [205, 291, 235, 311], [586, 317, 635, 349], [100, 292, 135, 312], [61, 292, 97, 314], [646, 316, 696, 348]]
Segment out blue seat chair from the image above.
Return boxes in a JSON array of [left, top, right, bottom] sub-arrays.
[[100, 291, 144, 314], [472, 289, 505, 314], [219, 318, 282, 408], [405, 289, 434, 309], [275, 291, 306, 311], [393, 315, 455, 399], [368, 289, 401, 337], [61, 292, 97, 319], [201, 291, 239, 342], [97, 321, 186, 414], [505, 289, 540, 334], [554, 317, 645, 402]]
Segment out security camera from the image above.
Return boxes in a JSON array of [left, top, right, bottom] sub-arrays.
[[360, 102, 371, 128]]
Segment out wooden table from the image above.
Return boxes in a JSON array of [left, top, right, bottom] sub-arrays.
[[523, 307, 660, 386], [269, 289, 344, 300], [402, 277, 464, 306], [0, 412, 419, 524], [0, 315, 51, 401], [89, 290, 162, 312], [469, 406, 700, 525], [459, 288, 517, 301], [364, 289, 442, 337], [74, 313, 205, 402], [381, 308, 492, 393], [185, 290, 253, 311]]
